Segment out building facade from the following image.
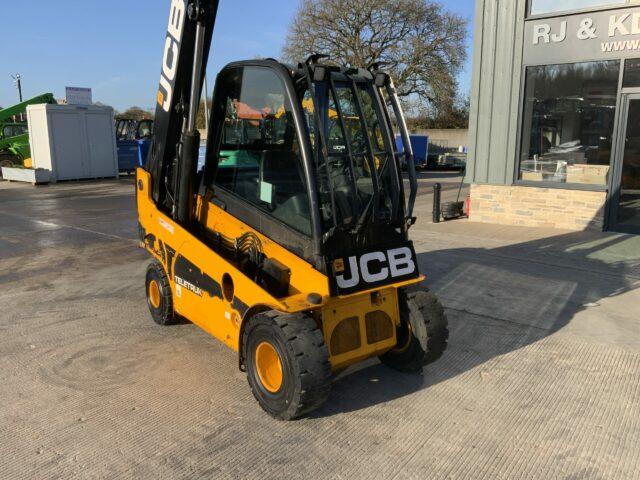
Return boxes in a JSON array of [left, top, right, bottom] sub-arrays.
[[468, 0, 640, 234]]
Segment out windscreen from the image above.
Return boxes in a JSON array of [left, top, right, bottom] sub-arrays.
[[302, 76, 401, 233], [208, 66, 313, 236]]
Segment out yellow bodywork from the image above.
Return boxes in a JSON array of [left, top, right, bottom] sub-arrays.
[[136, 168, 423, 369], [320, 286, 399, 369]]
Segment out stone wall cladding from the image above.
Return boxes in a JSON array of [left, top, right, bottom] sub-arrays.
[[470, 184, 607, 231]]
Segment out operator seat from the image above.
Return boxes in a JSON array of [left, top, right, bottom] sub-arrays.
[[260, 150, 307, 205]]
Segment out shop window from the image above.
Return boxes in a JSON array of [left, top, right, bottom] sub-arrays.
[[529, 0, 626, 16], [518, 60, 619, 186], [623, 59, 640, 88]]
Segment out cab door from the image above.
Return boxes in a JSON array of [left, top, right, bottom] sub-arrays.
[[174, 63, 317, 346], [199, 63, 319, 262]]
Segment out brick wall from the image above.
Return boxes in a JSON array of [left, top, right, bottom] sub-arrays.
[[470, 184, 607, 231]]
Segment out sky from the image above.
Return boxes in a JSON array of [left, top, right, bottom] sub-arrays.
[[0, 0, 476, 111]]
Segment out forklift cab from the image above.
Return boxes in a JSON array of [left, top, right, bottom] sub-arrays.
[[116, 118, 154, 173], [195, 59, 418, 294]]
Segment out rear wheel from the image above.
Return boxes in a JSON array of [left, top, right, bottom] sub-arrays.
[[145, 262, 176, 326], [0, 155, 19, 178], [243, 311, 332, 420], [380, 288, 449, 372]]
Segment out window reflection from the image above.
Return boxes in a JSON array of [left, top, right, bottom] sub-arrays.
[[617, 99, 640, 227], [623, 59, 640, 88], [213, 67, 312, 235], [519, 60, 619, 185]]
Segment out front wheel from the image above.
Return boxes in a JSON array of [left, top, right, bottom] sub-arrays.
[[380, 288, 449, 372], [145, 262, 176, 326], [243, 311, 332, 420]]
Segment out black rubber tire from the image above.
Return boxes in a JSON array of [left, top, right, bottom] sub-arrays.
[[0, 157, 17, 167], [243, 311, 332, 420], [380, 288, 449, 373], [145, 261, 176, 326], [0, 156, 18, 178]]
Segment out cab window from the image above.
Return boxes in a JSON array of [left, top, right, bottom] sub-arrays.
[[301, 80, 398, 229], [116, 120, 136, 140], [137, 120, 153, 138], [212, 67, 311, 236], [2, 124, 28, 138]]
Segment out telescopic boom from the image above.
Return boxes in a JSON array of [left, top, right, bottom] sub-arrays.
[[147, 0, 219, 223]]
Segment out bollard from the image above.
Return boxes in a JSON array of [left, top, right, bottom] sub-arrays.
[[433, 183, 442, 223]]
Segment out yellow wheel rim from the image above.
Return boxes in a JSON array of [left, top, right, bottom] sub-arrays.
[[255, 341, 283, 393], [148, 280, 161, 309], [394, 322, 413, 353]]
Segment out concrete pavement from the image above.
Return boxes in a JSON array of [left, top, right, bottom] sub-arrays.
[[1, 176, 639, 479]]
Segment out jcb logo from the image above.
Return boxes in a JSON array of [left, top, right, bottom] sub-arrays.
[[157, 0, 186, 112], [334, 247, 417, 291]]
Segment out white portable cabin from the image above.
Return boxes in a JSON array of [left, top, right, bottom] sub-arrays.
[[27, 104, 118, 182]]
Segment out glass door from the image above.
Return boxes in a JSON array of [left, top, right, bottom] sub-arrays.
[[610, 94, 640, 234]]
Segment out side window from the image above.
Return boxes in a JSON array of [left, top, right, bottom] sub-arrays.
[[3, 125, 27, 138], [213, 67, 311, 236], [137, 120, 153, 138], [116, 120, 136, 140], [115, 120, 126, 140]]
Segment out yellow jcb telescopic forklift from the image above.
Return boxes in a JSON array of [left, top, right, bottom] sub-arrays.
[[137, 0, 448, 419]]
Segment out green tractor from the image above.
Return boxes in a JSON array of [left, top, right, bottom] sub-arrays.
[[0, 93, 56, 174]]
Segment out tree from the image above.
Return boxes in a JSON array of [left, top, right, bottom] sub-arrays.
[[115, 102, 211, 129], [115, 106, 153, 121], [283, 0, 467, 114], [196, 99, 213, 130], [408, 96, 469, 130]]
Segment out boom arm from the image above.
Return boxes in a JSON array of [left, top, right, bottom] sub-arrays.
[[0, 93, 56, 124], [146, 0, 219, 223]]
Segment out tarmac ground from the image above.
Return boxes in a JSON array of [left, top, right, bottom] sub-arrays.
[[1, 173, 639, 479]]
